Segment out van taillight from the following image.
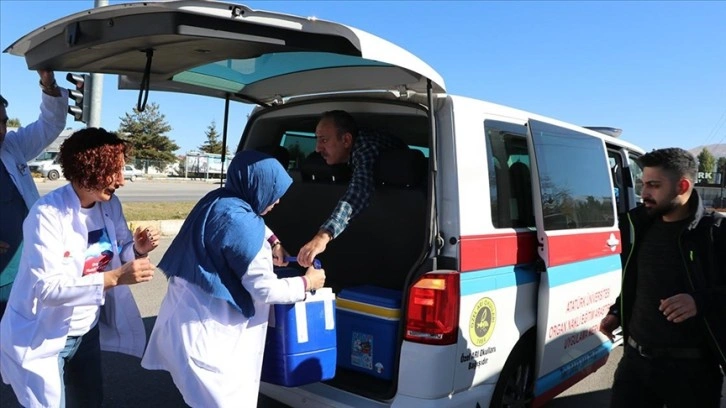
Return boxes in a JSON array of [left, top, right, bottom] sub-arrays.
[[404, 272, 459, 345]]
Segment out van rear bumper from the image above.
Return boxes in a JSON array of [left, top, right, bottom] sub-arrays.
[[259, 382, 495, 408]]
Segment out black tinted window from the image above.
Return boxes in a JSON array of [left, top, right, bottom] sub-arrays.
[[485, 121, 534, 228], [529, 120, 615, 230]]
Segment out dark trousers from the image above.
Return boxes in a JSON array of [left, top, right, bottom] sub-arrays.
[[610, 344, 723, 408], [59, 324, 103, 408]]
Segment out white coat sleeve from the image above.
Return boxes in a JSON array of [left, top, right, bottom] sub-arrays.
[[109, 197, 135, 263], [241, 244, 306, 305], [6, 89, 69, 162], [23, 205, 105, 308]]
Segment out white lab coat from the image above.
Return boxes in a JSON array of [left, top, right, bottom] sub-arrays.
[[141, 240, 306, 408], [0, 89, 68, 289], [0, 89, 68, 211], [0, 184, 146, 408]]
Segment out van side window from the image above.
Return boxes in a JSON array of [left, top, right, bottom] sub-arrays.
[[529, 120, 615, 230], [485, 121, 534, 228], [628, 153, 644, 201], [608, 149, 627, 215]]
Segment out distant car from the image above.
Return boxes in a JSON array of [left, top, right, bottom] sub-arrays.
[[28, 151, 59, 174], [40, 162, 63, 181], [124, 165, 143, 181]]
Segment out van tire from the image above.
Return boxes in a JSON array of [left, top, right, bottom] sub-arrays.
[[489, 333, 535, 408], [47, 170, 60, 181]]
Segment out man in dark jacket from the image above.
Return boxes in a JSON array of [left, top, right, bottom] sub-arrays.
[[599, 147, 725, 408]]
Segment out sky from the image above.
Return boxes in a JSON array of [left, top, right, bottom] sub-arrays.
[[1, 0, 725, 155]]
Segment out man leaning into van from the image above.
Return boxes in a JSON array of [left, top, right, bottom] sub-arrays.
[[599, 148, 725, 408], [294, 110, 407, 267]]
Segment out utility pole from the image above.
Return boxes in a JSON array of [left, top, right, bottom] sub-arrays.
[[88, 0, 108, 128]]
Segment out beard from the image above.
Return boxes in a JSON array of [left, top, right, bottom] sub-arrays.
[[643, 196, 679, 219]]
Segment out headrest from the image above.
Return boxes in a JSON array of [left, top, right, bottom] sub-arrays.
[[375, 149, 426, 188], [300, 152, 352, 183], [255, 145, 290, 170]]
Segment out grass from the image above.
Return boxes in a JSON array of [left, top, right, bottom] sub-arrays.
[[122, 201, 196, 221]]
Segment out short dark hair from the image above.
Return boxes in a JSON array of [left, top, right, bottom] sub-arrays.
[[639, 147, 697, 183], [0, 94, 8, 108], [320, 110, 358, 140], [59, 128, 128, 190]]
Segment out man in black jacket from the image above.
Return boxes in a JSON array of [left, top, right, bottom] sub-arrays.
[[599, 147, 725, 408]]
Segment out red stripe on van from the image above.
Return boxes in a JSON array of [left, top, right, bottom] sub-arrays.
[[531, 353, 609, 407], [459, 232, 537, 272], [546, 230, 621, 267]]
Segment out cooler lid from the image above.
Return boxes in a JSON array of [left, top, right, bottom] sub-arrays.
[[338, 285, 402, 309]]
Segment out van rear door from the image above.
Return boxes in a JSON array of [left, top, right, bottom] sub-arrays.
[[5, 0, 444, 105], [526, 119, 622, 405]]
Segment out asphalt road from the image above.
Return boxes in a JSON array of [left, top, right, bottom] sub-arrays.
[[35, 178, 220, 202]]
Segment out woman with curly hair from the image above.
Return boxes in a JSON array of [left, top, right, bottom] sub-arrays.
[[0, 127, 161, 408]]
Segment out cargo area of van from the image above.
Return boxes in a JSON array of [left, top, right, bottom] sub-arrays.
[[249, 96, 434, 399]]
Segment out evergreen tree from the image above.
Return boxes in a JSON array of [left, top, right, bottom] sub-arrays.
[[198, 121, 227, 155], [718, 156, 726, 184], [697, 148, 715, 173], [118, 102, 179, 170]]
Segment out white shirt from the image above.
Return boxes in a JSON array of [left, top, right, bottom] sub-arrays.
[[68, 204, 112, 336]]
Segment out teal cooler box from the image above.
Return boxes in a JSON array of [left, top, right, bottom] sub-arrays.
[[262, 286, 337, 387], [336, 285, 402, 380]]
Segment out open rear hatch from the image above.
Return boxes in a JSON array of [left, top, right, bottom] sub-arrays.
[[5, 0, 445, 105]]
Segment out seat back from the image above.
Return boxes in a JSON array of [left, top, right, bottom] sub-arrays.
[[265, 149, 428, 291]]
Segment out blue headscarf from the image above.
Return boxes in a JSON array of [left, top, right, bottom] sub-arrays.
[[158, 150, 292, 316]]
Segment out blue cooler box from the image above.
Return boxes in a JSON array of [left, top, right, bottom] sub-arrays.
[[336, 285, 402, 380], [261, 287, 337, 387]]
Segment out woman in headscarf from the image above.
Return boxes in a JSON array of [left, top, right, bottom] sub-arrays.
[[141, 150, 325, 407]]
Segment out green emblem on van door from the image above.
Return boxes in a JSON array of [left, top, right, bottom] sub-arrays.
[[470, 297, 497, 346]]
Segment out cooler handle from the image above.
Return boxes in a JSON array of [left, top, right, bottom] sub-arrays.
[[283, 256, 322, 269], [283, 256, 322, 294]]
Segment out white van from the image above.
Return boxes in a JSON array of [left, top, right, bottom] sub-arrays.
[[27, 150, 59, 175], [7, 1, 645, 406]]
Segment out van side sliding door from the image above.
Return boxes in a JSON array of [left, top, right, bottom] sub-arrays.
[[526, 120, 622, 405]]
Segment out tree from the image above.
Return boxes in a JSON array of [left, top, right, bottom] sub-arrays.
[[7, 118, 21, 127], [718, 156, 726, 186], [717, 156, 726, 174], [198, 121, 227, 155], [697, 148, 716, 182], [118, 102, 179, 170]]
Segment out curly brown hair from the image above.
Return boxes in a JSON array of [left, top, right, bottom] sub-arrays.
[[59, 128, 128, 191]]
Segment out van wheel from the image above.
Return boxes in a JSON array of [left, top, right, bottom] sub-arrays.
[[47, 170, 60, 181], [490, 335, 535, 408]]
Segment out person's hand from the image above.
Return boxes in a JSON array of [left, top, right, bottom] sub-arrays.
[[0, 241, 9, 255], [304, 266, 326, 292], [105, 258, 155, 288], [659, 293, 697, 323], [297, 231, 331, 267], [133, 226, 160, 255], [272, 243, 290, 267], [599, 314, 620, 341], [37, 70, 61, 97], [37, 70, 55, 86]]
